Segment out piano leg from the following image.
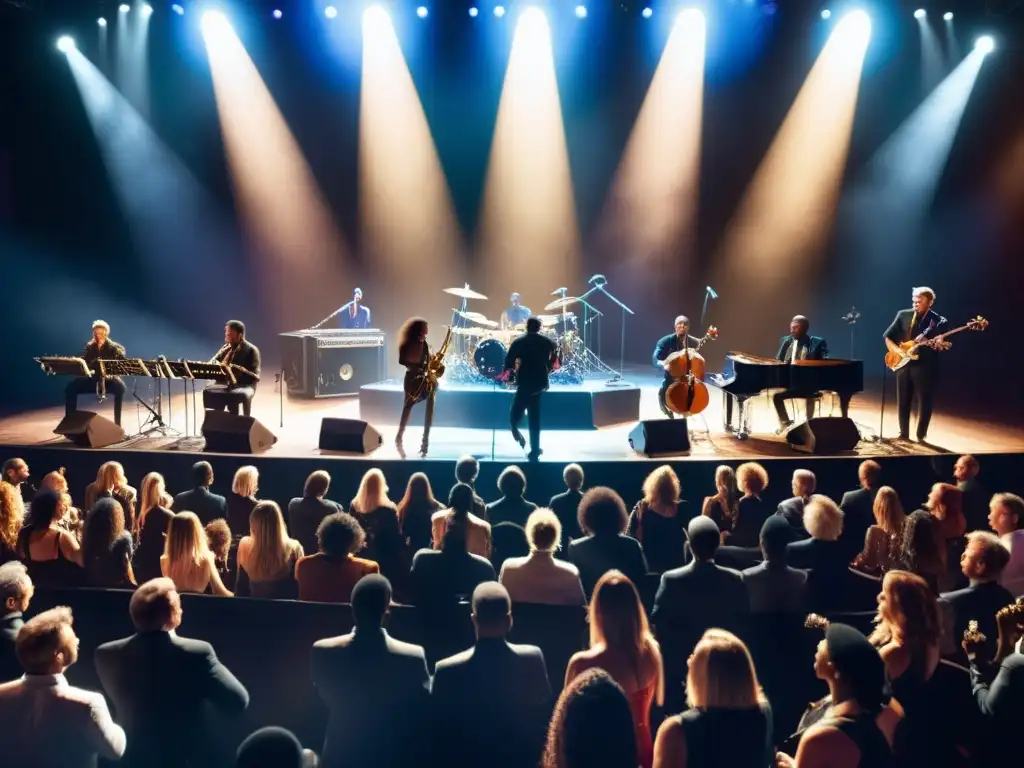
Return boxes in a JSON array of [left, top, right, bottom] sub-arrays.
[[736, 397, 750, 440], [723, 390, 733, 433], [839, 392, 853, 419]]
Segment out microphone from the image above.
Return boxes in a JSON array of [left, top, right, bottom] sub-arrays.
[[705, 286, 718, 300], [841, 307, 861, 323], [551, 287, 567, 296], [588, 274, 606, 286]]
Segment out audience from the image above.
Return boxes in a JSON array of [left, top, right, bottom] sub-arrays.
[[310, 574, 430, 767], [296, 512, 379, 604], [172, 460, 227, 525], [2, 457, 31, 505], [236, 726, 313, 768], [95, 578, 249, 767], [963, 600, 1024, 724], [731, 462, 771, 547], [954, 454, 990, 533], [653, 629, 773, 768], [409, 525, 496, 608], [0, 477, 25, 563], [82, 497, 135, 588], [923, 482, 967, 588], [161, 511, 233, 596], [453, 454, 488, 519], [84, 461, 137, 533], [432, 482, 493, 558], [42, 469, 83, 539], [989, 492, 1024, 596], [628, 465, 692, 574], [786, 495, 847, 612], [0, 606, 127, 767], [742, 515, 808, 614], [543, 668, 638, 768], [839, 459, 882, 559], [568, 487, 647, 599], [939, 531, 1013, 659], [133, 472, 174, 583], [566, 571, 663, 767], [348, 468, 403, 579], [0, 561, 32, 682], [287, 470, 343, 557], [491, 521, 530, 571], [500, 509, 586, 605], [487, 466, 539, 528], [548, 463, 585, 556], [397, 472, 445, 553], [205, 518, 234, 583], [899, 510, 946, 593], [236, 501, 304, 599], [853, 486, 906, 576], [227, 465, 261, 537], [16, 490, 83, 586], [702, 464, 738, 536], [776, 469, 816, 539]]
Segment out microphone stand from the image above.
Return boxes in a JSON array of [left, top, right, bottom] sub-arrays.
[[842, 307, 861, 360], [579, 280, 632, 384], [700, 288, 717, 330]]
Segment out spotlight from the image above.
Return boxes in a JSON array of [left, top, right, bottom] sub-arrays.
[[642, 7, 652, 18], [914, 9, 926, 19], [416, 5, 428, 17], [975, 35, 995, 54], [56, 35, 75, 53], [469, 6, 478, 16], [272, 9, 282, 19], [97, 17, 107, 27], [172, 4, 184, 15], [141, 3, 153, 16], [575, 4, 587, 18], [494, 5, 505, 17], [943, 12, 953, 21], [325, 5, 337, 19], [119, 4, 130, 12], [821, 9, 831, 19]]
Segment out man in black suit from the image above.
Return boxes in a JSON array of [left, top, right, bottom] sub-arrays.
[[501, 316, 558, 461], [549, 463, 584, 557], [409, 526, 496, 608], [94, 578, 250, 768], [884, 286, 948, 442], [288, 469, 343, 556], [65, 319, 128, 425], [311, 574, 430, 768], [940, 532, 1014, 661], [0, 562, 32, 682], [742, 516, 808, 614], [453, 455, 488, 519], [172, 461, 227, 525], [773, 315, 833, 430], [431, 582, 552, 767], [337, 287, 372, 329], [204, 319, 261, 417], [954, 454, 991, 533], [776, 468, 816, 539], [838, 459, 881, 559], [652, 315, 705, 419]]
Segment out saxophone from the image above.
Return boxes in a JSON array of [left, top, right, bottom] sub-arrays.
[[409, 325, 453, 402]]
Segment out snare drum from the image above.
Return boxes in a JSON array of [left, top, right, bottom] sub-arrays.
[[473, 338, 507, 380]]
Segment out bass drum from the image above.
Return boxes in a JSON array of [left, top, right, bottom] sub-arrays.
[[473, 338, 507, 380]]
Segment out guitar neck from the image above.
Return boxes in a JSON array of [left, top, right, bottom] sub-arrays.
[[934, 324, 972, 342]]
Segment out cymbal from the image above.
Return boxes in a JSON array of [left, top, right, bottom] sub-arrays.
[[544, 296, 579, 311], [475, 317, 499, 329], [454, 309, 489, 324], [444, 286, 488, 300], [451, 326, 484, 336], [535, 314, 559, 327]]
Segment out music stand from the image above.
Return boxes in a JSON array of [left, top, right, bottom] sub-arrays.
[[163, 360, 196, 436], [579, 277, 634, 384]]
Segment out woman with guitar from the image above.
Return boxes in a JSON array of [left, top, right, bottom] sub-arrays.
[[652, 315, 718, 419], [396, 317, 451, 458]]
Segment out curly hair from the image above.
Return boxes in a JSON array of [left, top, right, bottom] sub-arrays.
[[0, 482, 25, 551], [497, 466, 527, 499], [542, 668, 637, 768], [736, 462, 768, 495], [642, 465, 680, 508], [578, 487, 628, 537], [316, 512, 366, 557], [397, 317, 428, 351], [869, 570, 941, 664]]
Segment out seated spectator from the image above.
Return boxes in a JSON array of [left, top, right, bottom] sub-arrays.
[[453, 454, 488, 519], [954, 454, 990, 533], [432, 483, 492, 558], [227, 465, 261, 536], [730, 462, 770, 548], [989, 493, 1024, 596], [923, 483, 967, 589], [839, 459, 882, 560], [2, 457, 30, 510], [296, 512, 379, 604], [702, 464, 739, 536], [398, 472, 444, 553], [311, 574, 430, 768], [939, 531, 1013, 659], [95, 578, 249, 768], [84, 461, 137, 533], [205, 518, 234, 584], [566, 572, 663, 767], [653, 629, 773, 768], [487, 466, 539, 528], [16, 490, 84, 587], [742, 515, 808, 614], [237, 726, 314, 768], [236, 501, 304, 599], [287, 470, 342, 558], [542, 668, 638, 768], [409, 525, 496, 608], [0, 606, 126, 766], [133, 472, 174, 584], [500, 509, 586, 606], [853, 486, 906, 576], [82, 497, 135, 588], [568, 487, 647, 600], [0, 477, 25, 564], [549, 463, 585, 556], [171, 460, 226, 526], [786, 495, 847, 612], [431, 582, 552, 767], [349, 469, 403, 579], [40, 469, 82, 537], [899, 510, 946, 594], [0, 561, 32, 682], [491, 521, 529, 571], [627, 465, 692, 574], [161, 511, 232, 596], [963, 600, 1024, 725], [776, 469, 816, 539]]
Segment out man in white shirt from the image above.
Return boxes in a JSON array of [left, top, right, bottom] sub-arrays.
[[499, 509, 586, 605], [989, 492, 1024, 597], [0, 606, 126, 768]]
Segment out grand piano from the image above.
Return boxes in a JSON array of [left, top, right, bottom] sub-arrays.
[[707, 352, 864, 438]]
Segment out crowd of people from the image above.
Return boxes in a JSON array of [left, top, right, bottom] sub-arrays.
[[0, 451, 1022, 766]]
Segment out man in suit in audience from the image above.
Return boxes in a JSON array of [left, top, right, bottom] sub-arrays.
[[409, 525, 496, 608], [839, 459, 881, 559], [431, 582, 552, 767], [311, 574, 430, 768], [776, 469, 815, 539], [954, 455, 991, 533], [453, 455, 488, 520], [0, 562, 33, 682], [94, 578, 250, 768], [288, 469, 343, 556], [172, 461, 227, 525], [742, 516, 809, 614], [548, 463, 585, 557]]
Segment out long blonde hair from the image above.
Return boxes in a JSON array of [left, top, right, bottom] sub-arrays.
[[873, 487, 906, 538], [351, 469, 394, 515], [869, 570, 941, 659], [138, 472, 170, 536], [245, 501, 302, 581], [642, 465, 680, 509], [0, 482, 24, 551], [98, 461, 128, 493], [686, 629, 767, 709], [163, 512, 210, 590]]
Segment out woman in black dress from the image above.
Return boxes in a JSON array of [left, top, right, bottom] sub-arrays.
[[236, 501, 304, 599], [133, 472, 174, 584], [397, 472, 444, 553], [731, 462, 771, 548], [17, 490, 84, 588], [627, 465, 691, 574], [349, 469, 404, 581], [82, 497, 135, 589], [701, 464, 738, 537], [395, 317, 439, 457]]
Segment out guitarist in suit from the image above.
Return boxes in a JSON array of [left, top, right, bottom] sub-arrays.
[[396, 317, 438, 458], [884, 287, 948, 442], [653, 315, 705, 419], [203, 319, 261, 417], [773, 315, 831, 431]]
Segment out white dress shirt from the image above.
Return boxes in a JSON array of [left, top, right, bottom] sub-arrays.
[[499, 550, 587, 605], [1000, 529, 1024, 597]]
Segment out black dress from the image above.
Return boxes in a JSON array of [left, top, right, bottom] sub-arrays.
[[351, 504, 404, 580], [226, 493, 258, 536], [236, 550, 300, 599], [400, 499, 444, 553], [627, 501, 692, 574], [732, 496, 771, 548], [17, 529, 83, 589], [133, 506, 174, 584], [704, 497, 734, 534], [84, 532, 135, 588], [677, 704, 773, 768]]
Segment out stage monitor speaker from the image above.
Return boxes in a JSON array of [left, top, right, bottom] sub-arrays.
[[202, 412, 277, 454], [785, 417, 860, 454], [628, 419, 691, 458], [318, 418, 383, 454], [54, 411, 126, 449]]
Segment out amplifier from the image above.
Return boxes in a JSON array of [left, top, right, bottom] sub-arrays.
[[280, 330, 386, 398]]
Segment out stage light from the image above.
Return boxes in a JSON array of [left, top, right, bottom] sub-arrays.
[[56, 35, 75, 53], [325, 5, 338, 19], [494, 5, 505, 17], [98, 17, 107, 27], [119, 4, 129, 13], [469, 6, 478, 16], [272, 9, 282, 19], [416, 6, 428, 17], [943, 12, 953, 21], [201, 9, 232, 41], [676, 7, 705, 26], [575, 5, 587, 18], [975, 35, 995, 54], [141, 3, 154, 16], [642, 7, 653, 18], [914, 9, 926, 19], [172, 4, 184, 15], [821, 9, 831, 19]]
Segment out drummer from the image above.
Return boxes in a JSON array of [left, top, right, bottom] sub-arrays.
[[500, 292, 532, 330], [652, 315, 704, 419]]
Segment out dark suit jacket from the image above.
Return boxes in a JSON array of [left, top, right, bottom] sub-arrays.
[[939, 581, 1015, 660], [548, 489, 583, 555], [567, 534, 648, 601], [839, 486, 878, 560], [288, 496, 343, 556], [311, 628, 430, 768], [172, 486, 228, 526], [0, 612, 24, 683], [486, 496, 538, 529], [958, 478, 991, 533], [776, 496, 810, 538], [776, 335, 828, 362], [971, 651, 1024, 721], [408, 549, 496, 608], [714, 545, 763, 571], [786, 538, 849, 612], [884, 308, 948, 368], [504, 332, 558, 394], [338, 302, 372, 329], [742, 561, 809, 614], [94, 631, 249, 768], [215, 339, 261, 389], [653, 333, 704, 379], [431, 637, 552, 768]]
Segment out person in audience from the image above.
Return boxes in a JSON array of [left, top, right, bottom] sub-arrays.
[[963, 599, 1024, 723], [16, 490, 84, 587], [40, 469, 81, 535], [776, 623, 902, 767], [500, 509, 586, 605], [95, 578, 249, 768], [432, 482, 493, 558], [742, 515, 808, 614], [549, 463, 585, 557], [628, 465, 692, 574], [0, 561, 32, 682], [922, 483, 967, 587], [205, 518, 234, 583], [84, 461, 137, 534], [487, 466, 539, 528], [853, 486, 906, 576], [702, 464, 738, 536], [161, 511, 233, 596], [311, 574, 430, 767], [453, 454, 488, 519], [491, 521, 530, 571], [954, 454, 990, 533], [410, 525, 496, 607], [568, 487, 647, 599], [653, 629, 773, 768], [236, 726, 315, 768], [82, 497, 135, 588], [133, 472, 174, 584], [397, 472, 444, 553], [543, 668, 638, 768], [731, 462, 771, 547], [172, 460, 227, 525], [0, 479, 22, 564], [989, 492, 1024, 597], [775, 469, 815, 539], [296, 512, 379, 603], [236, 501, 304, 599], [567, 571, 663, 767], [939, 531, 1013, 659], [287, 470, 342, 557], [839, 459, 882, 559], [227, 465, 261, 536], [899, 510, 946, 593], [2, 457, 31, 504], [869, 571, 941, 697], [786, 496, 847, 612], [431, 582, 552, 767], [349, 468, 403, 579]]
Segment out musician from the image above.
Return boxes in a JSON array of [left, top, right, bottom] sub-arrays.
[[502, 317, 558, 460], [203, 320, 261, 417], [65, 320, 127, 426], [652, 316, 703, 419], [396, 317, 438, 458], [773, 315, 830, 431], [500, 293, 532, 330], [338, 287, 372, 329], [884, 287, 948, 442]]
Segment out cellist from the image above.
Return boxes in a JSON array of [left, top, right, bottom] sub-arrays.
[[652, 315, 705, 419]]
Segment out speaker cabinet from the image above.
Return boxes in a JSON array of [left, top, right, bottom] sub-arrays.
[[202, 412, 277, 454], [318, 418, 383, 454], [53, 411, 126, 448], [628, 419, 691, 457], [785, 417, 860, 454]]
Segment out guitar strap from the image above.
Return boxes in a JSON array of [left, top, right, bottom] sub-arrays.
[[907, 312, 918, 340]]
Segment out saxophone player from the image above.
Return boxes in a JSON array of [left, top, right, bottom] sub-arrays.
[[396, 317, 445, 457]]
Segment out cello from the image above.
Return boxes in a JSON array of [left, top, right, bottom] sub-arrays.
[[663, 326, 718, 417]]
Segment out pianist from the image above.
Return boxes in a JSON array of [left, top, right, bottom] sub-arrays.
[[65, 320, 127, 426], [773, 315, 829, 431], [203, 320, 261, 417], [653, 315, 704, 419], [338, 287, 372, 329]]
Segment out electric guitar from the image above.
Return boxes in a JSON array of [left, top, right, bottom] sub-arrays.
[[884, 316, 988, 372]]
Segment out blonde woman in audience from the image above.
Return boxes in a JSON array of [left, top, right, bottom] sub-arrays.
[[0, 481, 24, 561], [731, 462, 770, 547], [500, 509, 586, 605], [855, 487, 907, 575], [627, 466, 690, 575], [349, 468, 403, 577], [236, 501, 304, 599], [227, 465, 261, 536], [133, 473, 175, 583], [786, 496, 846, 612], [565, 571, 663, 768], [84, 461, 137, 535], [397, 472, 445, 553], [40, 469, 82, 537], [702, 464, 738, 536], [160, 511, 232, 596]]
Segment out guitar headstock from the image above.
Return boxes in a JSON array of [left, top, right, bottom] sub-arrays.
[[704, 326, 719, 341], [967, 316, 989, 332]]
